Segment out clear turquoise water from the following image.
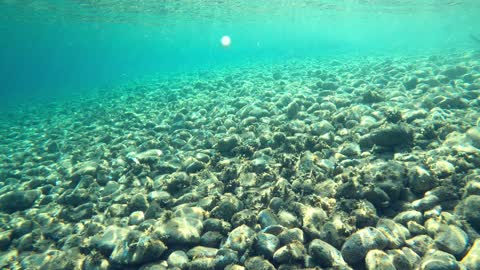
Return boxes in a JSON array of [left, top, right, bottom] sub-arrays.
[[1, 0, 479, 105]]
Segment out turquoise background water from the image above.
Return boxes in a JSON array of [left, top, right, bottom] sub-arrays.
[[1, 1, 479, 105]]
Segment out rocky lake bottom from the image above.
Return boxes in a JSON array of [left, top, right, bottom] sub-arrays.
[[1, 50, 480, 270]]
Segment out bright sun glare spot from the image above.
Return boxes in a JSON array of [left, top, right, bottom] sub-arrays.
[[221, 35, 231, 47]]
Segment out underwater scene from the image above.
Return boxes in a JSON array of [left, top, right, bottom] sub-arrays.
[[1, 0, 480, 269]]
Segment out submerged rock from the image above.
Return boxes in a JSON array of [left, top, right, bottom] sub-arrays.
[[341, 227, 389, 265], [154, 217, 203, 245], [0, 190, 39, 213], [308, 239, 347, 268], [110, 235, 167, 265], [359, 124, 414, 149], [461, 238, 480, 270], [434, 225, 468, 257], [222, 225, 255, 254]]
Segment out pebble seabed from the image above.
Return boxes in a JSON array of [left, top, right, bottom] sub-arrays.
[[1, 51, 480, 270]]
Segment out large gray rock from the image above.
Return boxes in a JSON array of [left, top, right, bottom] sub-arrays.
[[341, 227, 389, 265]]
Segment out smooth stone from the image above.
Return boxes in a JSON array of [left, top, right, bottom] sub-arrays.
[[167, 251, 189, 269], [308, 239, 346, 267], [0, 190, 40, 213], [418, 249, 461, 270], [133, 149, 163, 163], [433, 160, 455, 178], [272, 241, 306, 264], [174, 206, 207, 220], [202, 218, 231, 235], [411, 194, 440, 211], [462, 195, 480, 231], [365, 249, 396, 270], [434, 225, 469, 257], [466, 127, 480, 148], [461, 238, 480, 270], [187, 257, 215, 270], [186, 246, 218, 259], [311, 120, 334, 135], [278, 228, 304, 245], [339, 143, 361, 157], [216, 135, 240, 153], [211, 195, 244, 221], [359, 124, 414, 149], [464, 180, 480, 197], [0, 230, 12, 251], [300, 205, 327, 236], [185, 159, 205, 173], [231, 209, 257, 228], [255, 232, 280, 258], [71, 161, 98, 180], [408, 166, 436, 194], [200, 231, 223, 247], [244, 256, 275, 270], [407, 221, 427, 235], [376, 219, 410, 249], [261, 225, 286, 235], [225, 264, 245, 270], [129, 211, 145, 225], [222, 225, 255, 253], [393, 210, 424, 225], [110, 235, 167, 265], [129, 194, 149, 212], [214, 248, 239, 269], [93, 226, 130, 255], [154, 217, 203, 245], [405, 235, 435, 256], [341, 227, 389, 265], [387, 248, 421, 270]]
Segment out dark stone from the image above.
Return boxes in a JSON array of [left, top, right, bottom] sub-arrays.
[[359, 124, 414, 149], [0, 190, 40, 213]]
